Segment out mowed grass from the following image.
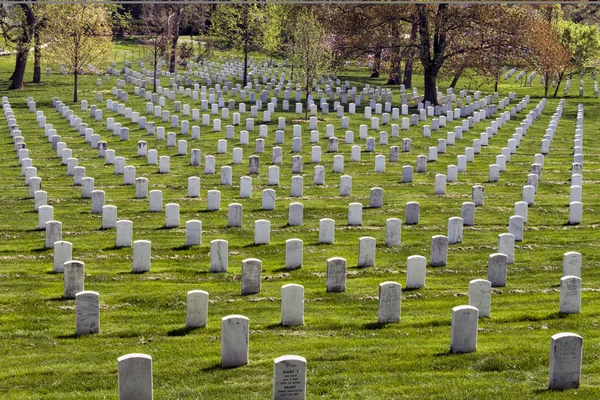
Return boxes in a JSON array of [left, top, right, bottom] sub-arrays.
[[1, 45, 600, 399]]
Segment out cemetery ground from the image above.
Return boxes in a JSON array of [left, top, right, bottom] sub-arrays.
[[1, 46, 600, 398]]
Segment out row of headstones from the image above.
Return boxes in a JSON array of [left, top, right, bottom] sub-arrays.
[[27, 97, 447, 248], [115, 329, 582, 400], [423, 97, 540, 189], [80, 96, 537, 203], [94, 80, 524, 187], [17, 101, 160, 263], [518, 99, 584, 224], [408, 99, 552, 245], [117, 352, 308, 400], [567, 103, 586, 225], [460, 99, 585, 324], [30, 96, 493, 231], [24, 96, 536, 254], [19, 95, 568, 253], [105, 76, 504, 141], [108, 61, 514, 141], [450, 307, 583, 390], [563, 78, 600, 98], [483, 98, 545, 183], [3, 99, 46, 208], [110, 76, 509, 144], [118, 59, 490, 111], [97, 92, 495, 160], [67, 274, 414, 339]]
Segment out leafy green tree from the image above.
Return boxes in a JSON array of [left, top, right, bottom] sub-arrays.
[[211, 3, 267, 86], [290, 8, 331, 120], [43, 3, 113, 102], [560, 20, 600, 72]]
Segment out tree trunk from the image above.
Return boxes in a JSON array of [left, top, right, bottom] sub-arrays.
[[386, 26, 402, 85], [553, 71, 565, 97], [243, 42, 248, 87], [370, 47, 381, 78], [402, 22, 418, 88], [544, 71, 549, 98], [169, 7, 182, 73], [9, 4, 36, 89], [449, 68, 463, 89], [8, 49, 28, 90], [417, 4, 446, 106], [494, 72, 499, 92], [153, 46, 158, 93], [32, 28, 41, 83], [305, 67, 310, 121], [423, 65, 439, 106], [73, 70, 78, 103]]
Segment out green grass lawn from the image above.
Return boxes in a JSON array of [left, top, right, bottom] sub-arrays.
[[1, 42, 600, 399]]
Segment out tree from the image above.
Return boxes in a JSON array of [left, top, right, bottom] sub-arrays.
[[526, 19, 572, 97], [290, 8, 331, 120], [167, 3, 183, 74], [262, 4, 283, 62], [142, 4, 171, 92], [1, 1, 37, 89], [211, 3, 267, 86], [463, 5, 536, 92], [44, 3, 113, 102], [560, 20, 600, 73]]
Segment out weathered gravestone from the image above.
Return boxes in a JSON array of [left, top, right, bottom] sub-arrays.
[[118, 353, 153, 400], [450, 305, 478, 354], [273, 355, 307, 400], [281, 284, 304, 326], [378, 281, 401, 324], [76, 291, 99, 335], [221, 315, 249, 368], [548, 332, 583, 390], [186, 290, 209, 328]]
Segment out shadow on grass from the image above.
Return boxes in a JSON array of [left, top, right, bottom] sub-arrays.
[[201, 362, 223, 372], [31, 247, 49, 253], [156, 225, 176, 230], [45, 270, 61, 275], [434, 350, 456, 357], [533, 388, 566, 394], [46, 296, 68, 302], [264, 323, 284, 330], [364, 322, 387, 330], [196, 209, 218, 213], [167, 326, 198, 337], [56, 333, 78, 339], [243, 243, 263, 248]]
